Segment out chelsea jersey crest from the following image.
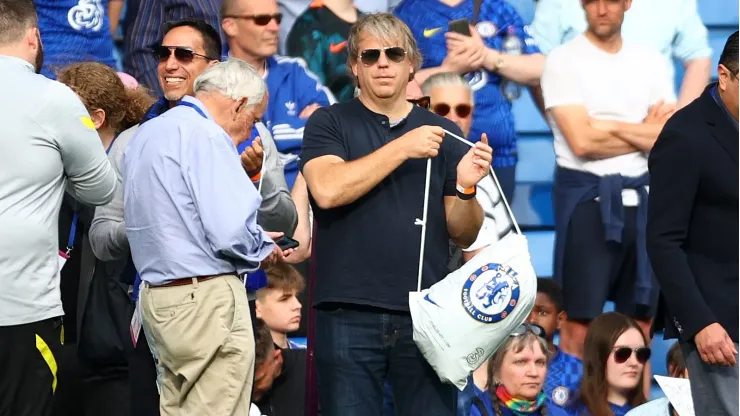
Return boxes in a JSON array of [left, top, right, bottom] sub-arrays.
[[461, 263, 520, 323]]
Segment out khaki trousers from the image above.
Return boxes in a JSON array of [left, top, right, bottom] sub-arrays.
[[141, 275, 254, 416]]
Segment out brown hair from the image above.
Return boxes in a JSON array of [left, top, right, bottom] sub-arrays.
[[666, 341, 686, 378], [259, 263, 306, 296], [254, 318, 275, 366], [57, 62, 156, 132], [579, 312, 648, 415], [346, 13, 422, 83], [0, 0, 37, 45]]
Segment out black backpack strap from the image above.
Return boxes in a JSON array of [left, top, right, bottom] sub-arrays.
[[472, 396, 491, 416], [472, 0, 482, 24]]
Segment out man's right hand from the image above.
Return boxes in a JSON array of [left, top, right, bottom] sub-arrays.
[[399, 126, 445, 159], [695, 322, 737, 366]]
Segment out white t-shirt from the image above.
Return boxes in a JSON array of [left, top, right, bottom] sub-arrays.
[[541, 35, 676, 204]]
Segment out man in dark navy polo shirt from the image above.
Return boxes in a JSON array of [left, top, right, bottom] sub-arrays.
[[299, 13, 493, 416]]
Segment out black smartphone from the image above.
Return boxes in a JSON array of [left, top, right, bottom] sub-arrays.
[[448, 18, 471, 36], [276, 235, 300, 250]]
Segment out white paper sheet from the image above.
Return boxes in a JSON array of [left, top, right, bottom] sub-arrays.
[[654, 375, 695, 416]]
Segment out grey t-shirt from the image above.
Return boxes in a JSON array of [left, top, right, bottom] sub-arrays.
[[0, 55, 117, 326]]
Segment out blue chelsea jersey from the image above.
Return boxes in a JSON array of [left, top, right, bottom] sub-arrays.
[[394, 0, 540, 168], [261, 55, 335, 189], [545, 349, 583, 408], [36, 0, 117, 79]]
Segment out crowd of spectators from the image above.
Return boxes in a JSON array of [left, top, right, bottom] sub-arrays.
[[0, 0, 737, 415]]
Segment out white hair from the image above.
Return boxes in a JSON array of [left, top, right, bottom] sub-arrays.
[[193, 58, 266, 108], [421, 72, 475, 106]]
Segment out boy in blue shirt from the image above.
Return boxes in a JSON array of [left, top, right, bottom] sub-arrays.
[[527, 278, 582, 408]]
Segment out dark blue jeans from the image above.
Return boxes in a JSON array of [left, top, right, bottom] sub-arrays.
[[315, 306, 457, 416]]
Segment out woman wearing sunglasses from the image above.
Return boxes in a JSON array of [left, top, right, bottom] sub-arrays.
[[550, 312, 651, 416], [421, 72, 515, 270], [470, 324, 553, 416], [394, 0, 545, 203]]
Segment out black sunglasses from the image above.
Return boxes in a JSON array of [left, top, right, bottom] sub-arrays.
[[153, 45, 217, 63], [359, 47, 406, 66], [613, 347, 651, 364], [510, 323, 547, 339], [433, 103, 472, 118], [407, 96, 430, 109], [224, 13, 283, 26]]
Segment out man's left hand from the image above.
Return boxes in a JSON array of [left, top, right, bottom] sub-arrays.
[[241, 137, 264, 178], [261, 231, 297, 268], [456, 133, 493, 189], [299, 103, 321, 119]]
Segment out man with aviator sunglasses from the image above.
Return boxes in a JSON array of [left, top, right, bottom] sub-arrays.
[[222, 0, 336, 190], [300, 13, 493, 416]]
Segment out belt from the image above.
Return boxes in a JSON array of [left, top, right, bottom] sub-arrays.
[[157, 274, 229, 288]]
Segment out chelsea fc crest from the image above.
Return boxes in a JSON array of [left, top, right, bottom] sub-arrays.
[[461, 263, 520, 323], [552, 386, 570, 406]]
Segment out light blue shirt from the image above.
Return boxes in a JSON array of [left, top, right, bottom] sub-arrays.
[[530, 0, 711, 82], [122, 96, 275, 285]]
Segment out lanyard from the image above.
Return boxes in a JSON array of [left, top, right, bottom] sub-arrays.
[[178, 101, 208, 119], [66, 136, 118, 254], [178, 100, 268, 291]]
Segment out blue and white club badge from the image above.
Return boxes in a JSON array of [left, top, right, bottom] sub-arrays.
[[475, 21, 497, 38], [552, 386, 570, 406], [462, 263, 520, 323]]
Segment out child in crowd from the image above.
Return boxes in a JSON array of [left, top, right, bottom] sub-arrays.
[[527, 278, 583, 407], [625, 342, 687, 416], [256, 263, 306, 350]]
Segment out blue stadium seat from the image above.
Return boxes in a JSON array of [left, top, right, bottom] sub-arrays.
[[709, 28, 737, 78], [523, 230, 554, 277], [650, 332, 676, 378], [516, 135, 556, 183], [288, 337, 307, 348], [513, 183, 554, 227], [512, 89, 551, 134], [698, 0, 739, 27]]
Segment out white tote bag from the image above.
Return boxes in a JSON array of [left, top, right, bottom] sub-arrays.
[[409, 130, 537, 390]]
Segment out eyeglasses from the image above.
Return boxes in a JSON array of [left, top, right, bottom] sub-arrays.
[[612, 347, 651, 364], [359, 47, 407, 66], [224, 13, 283, 26], [510, 323, 547, 339], [407, 96, 430, 109], [153, 45, 217, 63], [433, 103, 472, 118]]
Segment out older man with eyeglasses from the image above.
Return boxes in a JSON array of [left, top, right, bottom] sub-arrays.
[[91, 19, 297, 416], [123, 58, 284, 415]]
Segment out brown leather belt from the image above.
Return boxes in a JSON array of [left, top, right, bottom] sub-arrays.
[[157, 274, 229, 288]]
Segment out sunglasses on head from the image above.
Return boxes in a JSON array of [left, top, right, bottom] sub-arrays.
[[433, 103, 472, 118], [224, 13, 283, 26], [359, 47, 406, 66], [153, 45, 216, 63], [613, 347, 651, 364], [407, 96, 430, 109], [510, 323, 547, 339]]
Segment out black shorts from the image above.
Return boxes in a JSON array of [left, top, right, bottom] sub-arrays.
[[562, 200, 658, 321], [0, 317, 64, 416]]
